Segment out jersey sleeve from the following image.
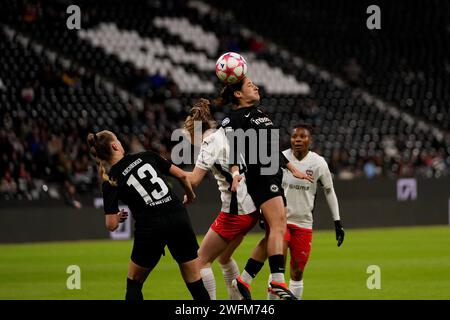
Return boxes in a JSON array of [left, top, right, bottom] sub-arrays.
[[145, 151, 172, 175], [318, 158, 334, 190], [102, 181, 119, 215], [195, 135, 219, 170], [279, 151, 289, 168]]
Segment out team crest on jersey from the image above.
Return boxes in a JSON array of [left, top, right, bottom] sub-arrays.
[[306, 169, 314, 178], [270, 184, 279, 193], [221, 117, 230, 127]]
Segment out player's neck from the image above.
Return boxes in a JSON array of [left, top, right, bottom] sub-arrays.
[[236, 101, 254, 109], [293, 149, 309, 161], [110, 153, 124, 166]]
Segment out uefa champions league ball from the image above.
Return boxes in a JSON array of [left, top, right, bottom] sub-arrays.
[[215, 52, 248, 84]]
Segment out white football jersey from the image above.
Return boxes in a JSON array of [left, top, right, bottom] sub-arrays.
[[282, 149, 334, 229], [195, 128, 257, 215]]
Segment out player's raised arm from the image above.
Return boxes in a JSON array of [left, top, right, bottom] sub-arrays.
[[169, 165, 196, 205]]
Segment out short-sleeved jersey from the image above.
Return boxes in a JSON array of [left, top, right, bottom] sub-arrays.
[[102, 151, 183, 222], [282, 149, 334, 229], [220, 105, 288, 177], [195, 128, 257, 215]]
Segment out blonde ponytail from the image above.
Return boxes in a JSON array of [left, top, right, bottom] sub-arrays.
[[184, 98, 216, 143], [87, 131, 118, 186]]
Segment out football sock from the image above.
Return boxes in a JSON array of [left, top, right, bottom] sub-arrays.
[[289, 279, 304, 300], [219, 259, 240, 299], [125, 278, 144, 300], [268, 254, 286, 283], [186, 278, 211, 300], [241, 258, 264, 285], [200, 267, 216, 300]]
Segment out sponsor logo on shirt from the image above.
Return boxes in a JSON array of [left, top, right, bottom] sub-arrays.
[[282, 182, 310, 191], [250, 117, 273, 126]]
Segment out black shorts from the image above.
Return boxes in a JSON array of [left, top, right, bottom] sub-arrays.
[[245, 171, 287, 208], [131, 207, 199, 269]]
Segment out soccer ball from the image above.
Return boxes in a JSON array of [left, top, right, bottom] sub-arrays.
[[215, 52, 248, 84]]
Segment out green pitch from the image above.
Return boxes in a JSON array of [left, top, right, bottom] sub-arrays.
[[1, 225, 449, 300]]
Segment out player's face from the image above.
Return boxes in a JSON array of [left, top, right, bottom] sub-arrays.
[[236, 77, 260, 104], [291, 127, 311, 153], [111, 134, 125, 155]]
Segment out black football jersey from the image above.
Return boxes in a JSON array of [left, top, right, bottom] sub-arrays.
[[220, 105, 288, 175], [102, 151, 182, 220]]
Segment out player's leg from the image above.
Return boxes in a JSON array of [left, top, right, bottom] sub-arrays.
[[126, 260, 153, 300], [167, 209, 210, 300], [261, 200, 297, 300], [260, 197, 289, 278], [232, 234, 267, 300], [268, 229, 289, 300], [287, 226, 312, 300], [178, 258, 210, 300], [217, 235, 243, 299], [126, 237, 163, 300], [197, 227, 230, 299]]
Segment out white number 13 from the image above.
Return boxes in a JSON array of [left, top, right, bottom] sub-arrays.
[[127, 164, 169, 205]]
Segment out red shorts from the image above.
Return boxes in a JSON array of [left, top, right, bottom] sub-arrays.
[[210, 211, 259, 242], [284, 224, 313, 272]]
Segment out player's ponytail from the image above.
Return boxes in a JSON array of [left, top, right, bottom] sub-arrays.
[[184, 98, 216, 143], [87, 131, 118, 186]]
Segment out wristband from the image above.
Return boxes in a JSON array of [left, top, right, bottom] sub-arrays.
[[232, 171, 240, 178]]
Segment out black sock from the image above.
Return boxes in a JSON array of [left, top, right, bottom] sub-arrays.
[[244, 258, 264, 278], [126, 278, 144, 300], [268, 254, 285, 274], [186, 279, 211, 300]]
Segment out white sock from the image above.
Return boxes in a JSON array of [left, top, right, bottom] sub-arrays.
[[200, 267, 216, 300], [240, 269, 253, 285], [219, 259, 240, 300], [271, 272, 285, 283], [267, 274, 279, 300], [289, 279, 304, 300]]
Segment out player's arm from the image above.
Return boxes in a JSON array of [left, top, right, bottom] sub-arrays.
[[148, 151, 196, 204], [169, 165, 196, 204], [187, 167, 208, 188], [102, 182, 128, 231], [193, 133, 221, 188], [286, 161, 314, 183], [230, 165, 242, 192], [320, 162, 345, 247]]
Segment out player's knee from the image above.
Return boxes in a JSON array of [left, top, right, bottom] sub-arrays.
[[268, 222, 286, 238]]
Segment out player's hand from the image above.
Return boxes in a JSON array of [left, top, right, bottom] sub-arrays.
[[292, 168, 314, 183], [231, 175, 243, 192], [334, 220, 345, 247], [183, 193, 196, 205], [73, 200, 82, 209], [117, 209, 128, 223]]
